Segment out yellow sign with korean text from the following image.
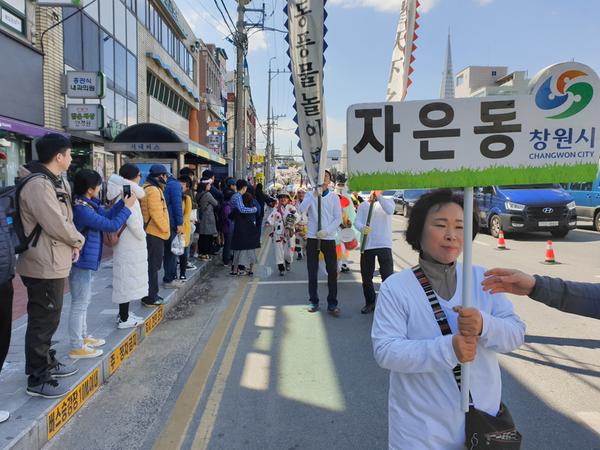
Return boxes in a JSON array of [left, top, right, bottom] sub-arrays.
[[109, 331, 139, 375], [144, 305, 164, 337], [47, 368, 100, 440]]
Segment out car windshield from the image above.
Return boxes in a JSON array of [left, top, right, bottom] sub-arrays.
[[382, 190, 396, 196], [405, 189, 429, 198], [499, 184, 561, 189]]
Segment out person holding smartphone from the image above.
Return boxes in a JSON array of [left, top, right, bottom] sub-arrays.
[[107, 164, 148, 328]]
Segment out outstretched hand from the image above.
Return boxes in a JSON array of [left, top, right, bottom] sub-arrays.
[[482, 268, 536, 296]]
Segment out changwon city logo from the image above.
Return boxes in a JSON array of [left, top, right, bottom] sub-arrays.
[[535, 69, 594, 119]]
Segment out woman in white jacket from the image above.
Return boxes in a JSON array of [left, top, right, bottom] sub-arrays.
[[372, 189, 525, 450], [106, 164, 148, 329]]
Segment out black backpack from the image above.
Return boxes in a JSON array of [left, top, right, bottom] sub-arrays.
[[0, 174, 47, 284]]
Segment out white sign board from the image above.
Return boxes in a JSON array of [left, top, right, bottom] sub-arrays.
[[66, 104, 104, 131], [347, 62, 600, 190], [66, 72, 105, 99], [285, 0, 328, 186]]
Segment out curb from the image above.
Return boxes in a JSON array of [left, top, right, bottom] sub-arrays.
[[1, 260, 212, 450]]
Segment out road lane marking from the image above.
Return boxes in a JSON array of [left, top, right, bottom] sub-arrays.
[[153, 240, 271, 450], [255, 307, 276, 327], [191, 281, 259, 449]]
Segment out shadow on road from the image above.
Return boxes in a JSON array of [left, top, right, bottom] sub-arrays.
[[525, 334, 600, 349]]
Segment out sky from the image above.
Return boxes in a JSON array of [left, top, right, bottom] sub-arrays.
[[177, 0, 600, 159]]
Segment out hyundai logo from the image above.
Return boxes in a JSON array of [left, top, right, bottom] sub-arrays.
[[542, 207, 554, 214]]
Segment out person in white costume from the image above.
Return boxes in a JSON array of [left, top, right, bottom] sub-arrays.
[[371, 189, 525, 450], [266, 193, 298, 276], [106, 164, 148, 329]]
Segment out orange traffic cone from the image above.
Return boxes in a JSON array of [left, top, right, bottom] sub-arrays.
[[544, 240, 557, 264], [496, 230, 508, 250]]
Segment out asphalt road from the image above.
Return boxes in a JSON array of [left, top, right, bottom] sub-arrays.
[[45, 217, 600, 450]]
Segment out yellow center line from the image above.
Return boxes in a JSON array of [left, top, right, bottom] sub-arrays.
[[153, 240, 271, 450]]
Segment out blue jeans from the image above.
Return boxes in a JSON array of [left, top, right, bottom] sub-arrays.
[[163, 230, 178, 283], [68, 266, 93, 349]]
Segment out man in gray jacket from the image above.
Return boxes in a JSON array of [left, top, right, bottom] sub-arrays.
[[482, 268, 599, 320]]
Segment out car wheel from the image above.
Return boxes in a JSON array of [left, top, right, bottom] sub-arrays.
[[551, 229, 569, 238], [403, 205, 408, 217], [489, 215, 502, 238], [595, 211, 600, 233]]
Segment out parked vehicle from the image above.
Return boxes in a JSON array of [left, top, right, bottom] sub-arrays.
[[562, 175, 600, 232], [476, 184, 577, 238], [394, 189, 430, 216]]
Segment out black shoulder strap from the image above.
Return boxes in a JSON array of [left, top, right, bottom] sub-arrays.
[[412, 265, 470, 398], [16, 173, 51, 248]]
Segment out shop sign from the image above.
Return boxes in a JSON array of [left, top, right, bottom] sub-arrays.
[[208, 121, 221, 132], [108, 142, 186, 152], [66, 104, 104, 131], [66, 71, 105, 99], [1, 8, 22, 32], [207, 134, 221, 146], [347, 62, 600, 190]]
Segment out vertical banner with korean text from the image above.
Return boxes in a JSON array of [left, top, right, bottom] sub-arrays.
[[386, 0, 419, 102], [285, 0, 328, 186]]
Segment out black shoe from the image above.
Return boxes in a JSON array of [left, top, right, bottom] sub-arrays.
[[297, 253, 303, 261], [50, 361, 79, 378], [308, 304, 319, 313], [327, 306, 341, 316], [285, 261, 291, 271], [341, 264, 350, 273], [279, 270, 285, 277], [361, 304, 376, 314]]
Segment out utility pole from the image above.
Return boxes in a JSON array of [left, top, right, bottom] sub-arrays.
[[265, 64, 290, 186], [234, 0, 249, 180]]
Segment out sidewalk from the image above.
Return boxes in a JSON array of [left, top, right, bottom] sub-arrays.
[[0, 255, 210, 450]]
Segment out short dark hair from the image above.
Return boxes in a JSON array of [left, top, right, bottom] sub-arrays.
[[36, 133, 71, 164], [242, 192, 254, 207], [179, 167, 194, 177], [178, 175, 192, 189], [119, 163, 140, 181], [224, 189, 234, 201], [73, 169, 102, 196], [236, 179, 248, 191], [202, 169, 214, 179], [405, 189, 479, 252]]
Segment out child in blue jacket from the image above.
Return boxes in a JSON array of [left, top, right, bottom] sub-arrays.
[[69, 169, 136, 359]]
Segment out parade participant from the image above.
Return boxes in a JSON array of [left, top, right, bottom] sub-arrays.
[[354, 190, 394, 314], [266, 193, 298, 276], [298, 170, 343, 315], [371, 189, 525, 449], [335, 174, 359, 273], [482, 268, 600, 320], [69, 169, 134, 359], [294, 188, 308, 260]]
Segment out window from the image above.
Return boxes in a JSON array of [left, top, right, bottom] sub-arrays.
[[99, 0, 113, 34], [456, 74, 464, 86], [102, 87, 115, 121], [82, 16, 100, 72], [114, 42, 127, 94], [491, 70, 497, 76], [126, 51, 137, 99], [114, 0, 126, 44], [63, 8, 82, 69], [83, 0, 99, 22], [127, 99, 137, 125], [126, 10, 137, 53], [136, 0, 145, 25], [115, 93, 127, 123], [101, 32, 114, 82], [157, 81, 165, 102]]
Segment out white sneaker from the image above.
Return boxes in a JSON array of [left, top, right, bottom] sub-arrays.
[[129, 312, 144, 321], [69, 346, 103, 359], [0, 410, 9, 423], [118, 316, 143, 329]]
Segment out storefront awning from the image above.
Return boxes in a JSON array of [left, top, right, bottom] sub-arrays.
[[179, 134, 226, 165], [107, 122, 187, 152], [0, 115, 69, 139]]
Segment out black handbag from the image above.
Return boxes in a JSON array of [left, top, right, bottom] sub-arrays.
[[412, 266, 522, 450]]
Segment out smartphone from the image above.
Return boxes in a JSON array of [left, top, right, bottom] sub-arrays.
[[123, 185, 131, 198]]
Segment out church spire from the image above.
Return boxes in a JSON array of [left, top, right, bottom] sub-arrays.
[[440, 31, 455, 99]]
